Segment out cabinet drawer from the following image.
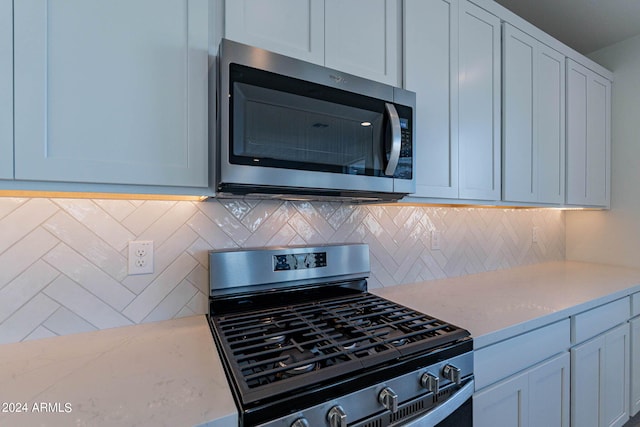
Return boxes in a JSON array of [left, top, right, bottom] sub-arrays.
[[572, 297, 630, 344], [474, 319, 570, 390], [632, 292, 640, 317]]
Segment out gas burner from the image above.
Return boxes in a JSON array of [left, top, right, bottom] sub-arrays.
[[259, 316, 289, 327], [377, 327, 409, 347], [333, 332, 359, 351], [257, 318, 291, 348], [263, 331, 287, 348], [351, 317, 372, 328], [342, 341, 357, 351], [277, 347, 318, 376]]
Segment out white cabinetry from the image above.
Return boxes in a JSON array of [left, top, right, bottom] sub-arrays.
[[404, 0, 458, 198], [502, 23, 565, 204], [13, 0, 209, 188], [458, 1, 501, 201], [630, 293, 640, 416], [325, 0, 400, 86], [225, 0, 324, 65], [225, 0, 401, 85], [0, 0, 12, 180], [405, 0, 500, 201], [474, 320, 570, 427], [474, 353, 570, 427], [571, 298, 630, 427], [566, 58, 611, 207]]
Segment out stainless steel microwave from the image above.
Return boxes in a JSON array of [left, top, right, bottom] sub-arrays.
[[215, 39, 416, 202]]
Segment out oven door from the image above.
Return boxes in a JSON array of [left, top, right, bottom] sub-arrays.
[[405, 380, 474, 427]]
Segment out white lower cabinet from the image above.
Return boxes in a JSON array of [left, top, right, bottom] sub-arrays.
[[474, 352, 570, 427], [473, 320, 570, 427], [628, 293, 640, 417], [631, 316, 640, 416], [571, 318, 630, 427]]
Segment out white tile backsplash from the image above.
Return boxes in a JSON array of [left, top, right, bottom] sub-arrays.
[[0, 198, 565, 345]]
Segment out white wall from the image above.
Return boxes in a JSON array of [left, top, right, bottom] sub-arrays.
[[566, 34, 640, 266]]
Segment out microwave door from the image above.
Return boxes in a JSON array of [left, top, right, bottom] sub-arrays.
[[230, 82, 392, 188]]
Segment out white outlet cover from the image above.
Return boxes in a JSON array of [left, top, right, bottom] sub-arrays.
[[128, 240, 154, 275], [430, 230, 441, 251]]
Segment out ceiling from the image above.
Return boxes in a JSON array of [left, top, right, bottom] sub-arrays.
[[493, 0, 640, 54]]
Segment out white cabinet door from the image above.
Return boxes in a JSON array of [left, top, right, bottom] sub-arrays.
[[405, 0, 459, 199], [502, 24, 535, 203], [502, 24, 565, 204], [325, 0, 401, 86], [474, 353, 569, 427], [529, 353, 570, 427], [566, 59, 611, 207], [630, 317, 640, 416], [571, 323, 630, 427], [603, 324, 630, 427], [458, 1, 501, 200], [0, 0, 12, 180], [474, 369, 529, 427], [14, 0, 209, 188], [225, 0, 324, 65], [225, 0, 401, 85], [537, 43, 566, 203]]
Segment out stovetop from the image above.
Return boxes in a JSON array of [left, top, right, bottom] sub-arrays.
[[210, 290, 470, 405]]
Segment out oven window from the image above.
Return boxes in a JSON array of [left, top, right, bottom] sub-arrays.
[[229, 63, 402, 177]]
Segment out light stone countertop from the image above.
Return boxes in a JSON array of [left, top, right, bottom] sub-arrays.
[[3, 261, 640, 427], [372, 261, 640, 349], [0, 315, 237, 427]]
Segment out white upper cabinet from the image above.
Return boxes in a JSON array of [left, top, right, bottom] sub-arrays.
[[0, 0, 12, 180], [224, 0, 401, 85], [13, 0, 209, 188], [405, 0, 459, 199], [502, 23, 565, 204], [406, 0, 500, 201], [325, 0, 400, 86], [458, 1, 501, 201], [225, 0, 325, 65], [566, 59, 611, 207]]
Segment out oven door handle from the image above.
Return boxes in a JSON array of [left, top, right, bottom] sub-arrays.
[[404, 379, 474, 427], [384, 102, 401, 176]]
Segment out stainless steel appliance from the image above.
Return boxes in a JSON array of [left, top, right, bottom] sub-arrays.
[[208, 244, 473, 427], [215, 39, 416, 202]]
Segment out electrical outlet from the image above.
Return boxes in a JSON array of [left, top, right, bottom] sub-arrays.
[[532, 226, 540, 244], [430, 230, 441, 251], [128, 240, 154, 275]]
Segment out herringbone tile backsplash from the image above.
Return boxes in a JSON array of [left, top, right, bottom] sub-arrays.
[[0, 197, 565, 345]]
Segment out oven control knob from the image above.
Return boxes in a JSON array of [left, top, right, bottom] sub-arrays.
[[327, 405, 347, 427], [379, 387, 399, 413], [291, 417, 310, 427], [442, 364, 462, 385], [420, 372, 440, 394]]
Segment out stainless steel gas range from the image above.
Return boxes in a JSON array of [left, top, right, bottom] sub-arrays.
[[207, 244, 473, 427]]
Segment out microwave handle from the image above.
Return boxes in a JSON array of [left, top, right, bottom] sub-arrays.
[[384, 103, 402, 176]]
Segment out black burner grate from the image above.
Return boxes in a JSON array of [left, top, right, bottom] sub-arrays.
[[211, 292, 469, 404]]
